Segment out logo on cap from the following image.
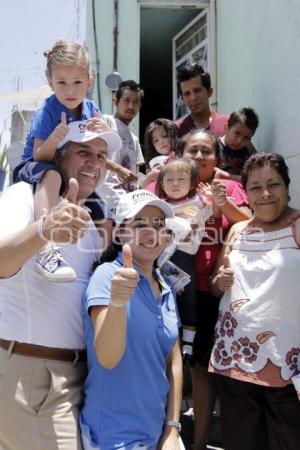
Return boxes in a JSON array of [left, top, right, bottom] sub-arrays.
[[131, 191, 156, 204], [78, 123, 86, 133]]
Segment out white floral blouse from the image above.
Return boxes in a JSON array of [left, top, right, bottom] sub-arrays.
[[209, 226, 300, 387]]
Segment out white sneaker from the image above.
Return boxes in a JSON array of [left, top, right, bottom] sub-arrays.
[[36, 247, 76, 282]]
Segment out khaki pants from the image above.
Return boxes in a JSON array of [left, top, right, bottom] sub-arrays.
[[0, 347, 87, 450]]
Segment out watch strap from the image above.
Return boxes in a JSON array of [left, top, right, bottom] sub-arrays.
[[164, 419, 181, 432]]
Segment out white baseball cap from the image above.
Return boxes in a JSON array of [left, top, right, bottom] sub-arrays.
[[115, 189, 174, 227], [57, 120, 122, 153], [149, 155, 168, 170]]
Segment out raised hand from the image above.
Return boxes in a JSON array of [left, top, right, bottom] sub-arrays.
[[211, 178, 227, 207], [197, 181, 212, 205], [110, 244, 139, 307], [50, 111, 69, 144], [213, 167, 230, 180], [147, 166, 162, 182], [217, 254, 234, 291], [116, 166, 138, 183], [65, 177, 81, 204], [86, 111, 112, 133], [123, 244, 133, 268], [40, 178, 91, 244]]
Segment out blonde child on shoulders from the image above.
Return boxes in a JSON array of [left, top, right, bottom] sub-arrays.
[[14, 40, 122, 282]]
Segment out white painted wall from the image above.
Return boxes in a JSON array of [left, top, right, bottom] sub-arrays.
[[86, 0, 205, 136], [86, 0, 140, 134], [86, 0, 300, 205], [216, 0, 300, 206]]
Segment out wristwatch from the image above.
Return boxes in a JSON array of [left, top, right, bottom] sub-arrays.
[[164, 419, 181, 432]]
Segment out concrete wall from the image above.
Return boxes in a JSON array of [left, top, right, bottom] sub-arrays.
[[216, 0, 300, 206], [86, 0, 140, 133], [86, 0, 300, 205]]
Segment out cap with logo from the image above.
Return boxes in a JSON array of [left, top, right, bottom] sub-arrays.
[[57, 120, 122, 153], [115, 189, 174, 227]]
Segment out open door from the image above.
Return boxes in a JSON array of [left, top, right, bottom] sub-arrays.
[[172, 9, 209, 120], [139, 6, 201, 139]]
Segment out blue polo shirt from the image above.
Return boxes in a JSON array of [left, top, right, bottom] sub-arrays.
[[80, 253, 180, 450], [22, 94, 100, 160]]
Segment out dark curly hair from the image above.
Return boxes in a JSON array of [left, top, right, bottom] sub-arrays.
[[175, 129, 220, 165], [241, 152, 290, 189], [176, 62, 211, 95], [115, 80, 144, 102], [228, 107, 259, 134]]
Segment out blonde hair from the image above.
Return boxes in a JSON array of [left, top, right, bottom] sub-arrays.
[[44, 39, 90, 77]]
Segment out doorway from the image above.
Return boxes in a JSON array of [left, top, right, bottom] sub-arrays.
[[139, 6, 201, 140]]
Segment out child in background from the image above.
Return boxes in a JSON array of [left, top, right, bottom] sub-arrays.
[[156, 158, 212, 362], [141, 118, 179, 188], [13, 40, 114, 282], [218, 107, 259, 179]]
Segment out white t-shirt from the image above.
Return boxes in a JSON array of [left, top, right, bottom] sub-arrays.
[[0, 182, 102, 349], [97, 115, 145, 210]]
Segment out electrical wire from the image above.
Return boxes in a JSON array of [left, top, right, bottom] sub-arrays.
[[91, 0, 101, 108]]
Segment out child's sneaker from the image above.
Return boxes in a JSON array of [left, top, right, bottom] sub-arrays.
[[36, 247, 76, 282]]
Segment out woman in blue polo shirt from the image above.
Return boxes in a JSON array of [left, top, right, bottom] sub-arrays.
[[80, 190, 183, 450]]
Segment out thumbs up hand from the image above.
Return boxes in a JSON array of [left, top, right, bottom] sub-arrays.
[[86, 111, 112, 133], [223, 255, 231, 269], [65, 177, 80, 204], [216, 254, 234, 292], [110, 244, 139, 307], [50, 111, 69, 144], [122, 244, 133, 268], [40, 178, 90, 244]]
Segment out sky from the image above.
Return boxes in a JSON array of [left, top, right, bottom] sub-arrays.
[[0, 0, 86, 134]]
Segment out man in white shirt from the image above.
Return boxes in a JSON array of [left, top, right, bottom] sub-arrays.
[[98, 80, 145, 210], [0, 122, 121, 450]]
